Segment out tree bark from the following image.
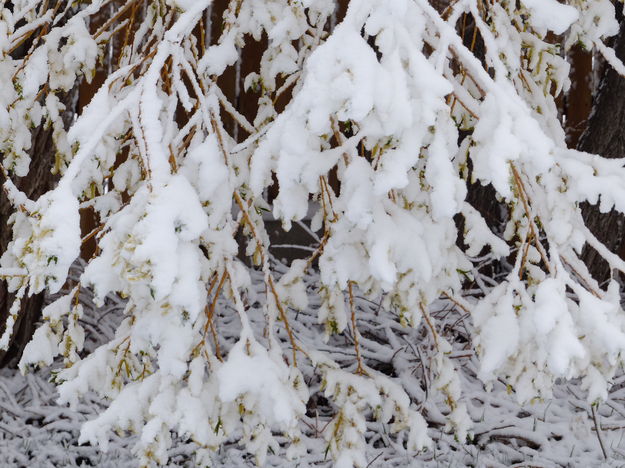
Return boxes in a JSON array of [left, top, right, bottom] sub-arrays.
[[0, 124, 60, 367], [566, 45, 593, 148], [578, 14, 625, 281]]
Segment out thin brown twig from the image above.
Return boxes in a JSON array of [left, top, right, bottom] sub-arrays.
[[11, 0, 63, 80], [442, 291, 470, 314], [421, 303, 439, 350], [509, 163, 553, 275], [205, 270, 228, 361], [591, 404, 609, 460], [94, 0, 142, 39], [348, 281, 367, 376], [232, 189, 302, 367], [81, 224, 104, 245], [518, 237, 531, 280], [267, 275, 301, 367], [560, 255, 601, 298]]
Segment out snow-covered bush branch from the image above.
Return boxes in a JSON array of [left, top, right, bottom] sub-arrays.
[[2, 0, 625, 465]]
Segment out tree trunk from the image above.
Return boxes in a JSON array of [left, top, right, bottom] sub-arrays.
[[566, 45, 593, 148], [578, 12, 625, 281], [0, 125, 60, 367]]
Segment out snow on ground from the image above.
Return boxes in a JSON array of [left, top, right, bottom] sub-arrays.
[[0, 259, 623, 467]]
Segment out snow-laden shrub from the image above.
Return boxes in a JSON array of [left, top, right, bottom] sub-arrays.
[[1, 0, 625, 465]]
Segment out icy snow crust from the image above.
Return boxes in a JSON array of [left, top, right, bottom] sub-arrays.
[[2, 0, 625, 466]]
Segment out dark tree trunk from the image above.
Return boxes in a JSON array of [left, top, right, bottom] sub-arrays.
[[0, 89, 78, 367], [456, 8, 504, 232], [0, 125, 59, 367], [0, 10, 85, 366], [578, 14, 625, 281], [566, 45, 593, 148]]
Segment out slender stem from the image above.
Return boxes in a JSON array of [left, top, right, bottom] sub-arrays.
[[591, 404, 609, 460], [348, 281, 366, 375], [510, 163, 553, 275], [421, 303, 439, 350], [205, 270, 228, 361]]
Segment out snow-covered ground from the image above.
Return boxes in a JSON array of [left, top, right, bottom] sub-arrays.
[[0, 260, 622, 467]]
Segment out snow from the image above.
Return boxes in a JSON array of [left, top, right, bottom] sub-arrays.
[[19, 323, 58, 371], [21, 46, 48, 99], [521, 0, 579, 35], [2, 261, 624, 466], [532, 278, 585, 376], [35, 187, 81, 294], [7, 0, 625, 467], [473, 284, 519, 379], [217, 340, 305, 426]]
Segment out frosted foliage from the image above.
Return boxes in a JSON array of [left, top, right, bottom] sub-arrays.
[[2, 0, 625, 466]]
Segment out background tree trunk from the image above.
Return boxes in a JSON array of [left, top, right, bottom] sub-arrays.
[[0, 4, 81, 367], [565, 45, 593, 148], [578, 10, 625, 281], [0, 113, 71, 368]]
